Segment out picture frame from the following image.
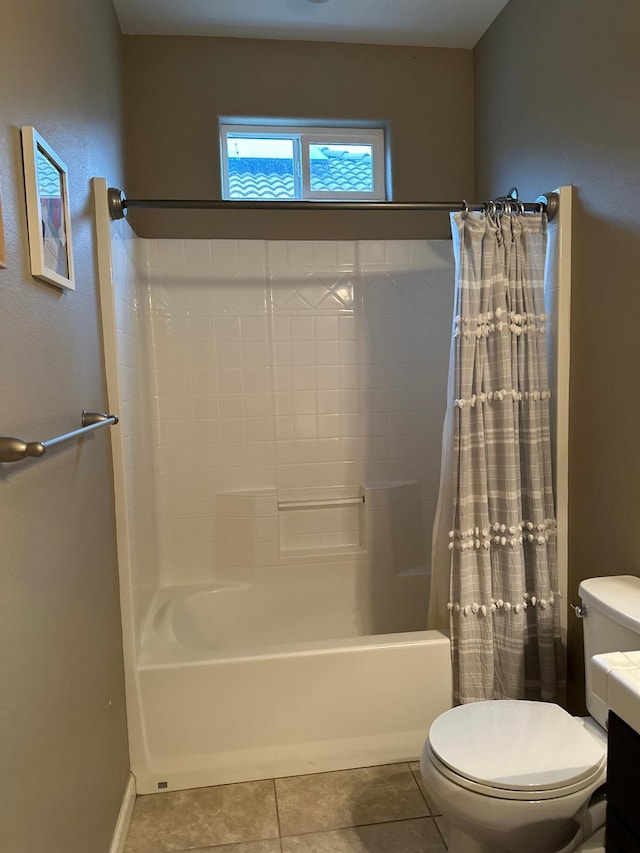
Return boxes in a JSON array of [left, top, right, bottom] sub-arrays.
[[21, 126, 74, 290]]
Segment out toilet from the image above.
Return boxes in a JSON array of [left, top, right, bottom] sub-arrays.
[[420, 575, 640, 853]]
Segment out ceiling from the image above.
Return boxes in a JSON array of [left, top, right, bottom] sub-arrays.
[[112, 0, 510, 49]]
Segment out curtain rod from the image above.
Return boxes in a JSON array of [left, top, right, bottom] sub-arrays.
[[107, 187, 559, 222]]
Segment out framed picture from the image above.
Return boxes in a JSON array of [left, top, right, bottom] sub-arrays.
[[21, 126, 74, 290]]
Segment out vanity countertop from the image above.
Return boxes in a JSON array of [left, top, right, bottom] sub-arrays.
[[591, 650, 640, 735]]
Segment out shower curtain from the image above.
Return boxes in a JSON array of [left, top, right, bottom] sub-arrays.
[[429, 210, 564, 704]]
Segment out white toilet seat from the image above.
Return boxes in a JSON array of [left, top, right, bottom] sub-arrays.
[[428, 701, 606, 801], [425, 742, 605, 801]]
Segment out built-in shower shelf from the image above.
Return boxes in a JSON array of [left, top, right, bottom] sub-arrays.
[[277, 487, 364, 556]]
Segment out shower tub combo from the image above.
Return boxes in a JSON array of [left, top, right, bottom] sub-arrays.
[[95, 179, 454, 793]]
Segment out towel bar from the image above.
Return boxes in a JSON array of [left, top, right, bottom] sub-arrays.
[[278, 496, 364, 510], [0, 410, 118, 464]]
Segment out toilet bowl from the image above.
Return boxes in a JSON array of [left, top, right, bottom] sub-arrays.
[[420, 576, 640, 853], [420, 701, 607, 853]]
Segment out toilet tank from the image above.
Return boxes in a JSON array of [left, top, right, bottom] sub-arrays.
[[580, 575, 640, 728]]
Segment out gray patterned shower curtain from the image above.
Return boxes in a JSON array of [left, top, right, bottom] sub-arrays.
[[429, 210, 564, 704]]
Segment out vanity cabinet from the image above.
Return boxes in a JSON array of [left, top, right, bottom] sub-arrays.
[[606, 711, 640, 851]]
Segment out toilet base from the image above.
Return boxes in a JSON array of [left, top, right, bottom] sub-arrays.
[[421, 741, 606, 853], [575, 827, 605, 852], [437, 790, 606, 853], [447, 826, 495, 853], [447, 822, 589, 853], [447, 827, 582, 853]]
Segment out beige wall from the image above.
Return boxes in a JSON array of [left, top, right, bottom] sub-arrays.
[[121, 35, 474, 240], [0, 3, 129, 852], [474, 0, 640, 711]]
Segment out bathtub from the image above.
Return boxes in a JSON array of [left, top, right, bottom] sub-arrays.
[[132, 581, 452, 794]]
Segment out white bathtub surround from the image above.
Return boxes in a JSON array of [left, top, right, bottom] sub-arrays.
[[143, 548, 430, 659], [95, 176, 455, 793], [143, 237, 454, 587], [431, 210, 564, 705]]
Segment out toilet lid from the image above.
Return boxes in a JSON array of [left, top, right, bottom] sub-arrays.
[[429, 701, 606, 792]]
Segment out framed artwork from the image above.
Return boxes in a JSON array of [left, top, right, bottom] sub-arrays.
[[21, 126, 74, 290]]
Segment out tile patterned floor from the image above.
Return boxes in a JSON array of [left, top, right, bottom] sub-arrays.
[[124, 762, 448, 853]]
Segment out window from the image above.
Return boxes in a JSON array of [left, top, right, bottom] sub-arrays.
[[220, 122, 387, 202]]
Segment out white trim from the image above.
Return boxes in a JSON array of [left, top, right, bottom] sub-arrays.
[[550, 186, 572, 660], [108, 773, 136, 853], [92, 177, 150, 808]]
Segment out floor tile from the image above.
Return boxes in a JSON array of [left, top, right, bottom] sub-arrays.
[[280, 817, 446, 852], [181, 841, 282, 853], [409, 761, 440, 816], [275, 763, 429, 837], [435, 817, 449, 849], [123, 780, 279, 853]]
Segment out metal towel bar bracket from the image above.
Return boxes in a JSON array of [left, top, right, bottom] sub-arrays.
[[0, 411, 119, 464]]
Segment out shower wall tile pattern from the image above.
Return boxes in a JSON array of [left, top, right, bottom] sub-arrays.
[[129, 238, 454, 586], [110, 221, 159, 631]]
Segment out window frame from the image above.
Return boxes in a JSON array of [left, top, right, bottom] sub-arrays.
[[220, 123, 387, 202]]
